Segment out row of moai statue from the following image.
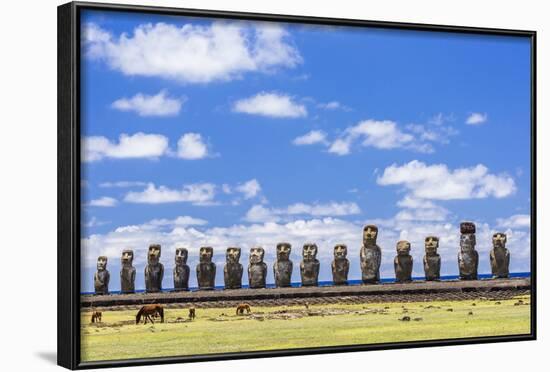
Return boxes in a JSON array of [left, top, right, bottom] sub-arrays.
[[94, 222, 511, 295]]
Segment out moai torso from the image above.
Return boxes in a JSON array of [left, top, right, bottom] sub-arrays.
[[173, 248, 190, 291], [120, 250, 136, 293], [94, 256, 110, 295], [360, 225, 382, 284], [300, 243, 320, 286], [224, 247, 243, 289], [490, 233, 510, 278], [458, 222, 479, 280], [145, 244, 164, 292], [423, 236, 441, 281], [332, 244, 349, 285], [248, 247, 267, 289], [394, 240, 413, 283], [274, 243, 293, 287], [197, 247, 216, 290]]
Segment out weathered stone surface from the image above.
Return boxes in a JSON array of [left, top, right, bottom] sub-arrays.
[[248, 247, 267, 289], [173, 248, 190, 291], [197, 247, 216, 290], [332, 244, 349, 285], [423, 236, 441, 281], [274, 242, 293, 287], [224, 247, 243, 289], [145, 244, 164, 293], [360, 225, 382, 284], [120, 250, 135, 294], [458, 222, 479, 280], [490, 233, 510, 278], [300, 243, 320, 286], [394, 240, 413, 283], [94, 256, 110, 295]]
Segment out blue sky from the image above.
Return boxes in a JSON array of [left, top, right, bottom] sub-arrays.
[[80, 9, 532, 292]]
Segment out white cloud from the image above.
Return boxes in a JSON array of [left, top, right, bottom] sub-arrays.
[[88, 196, 118, 207], [244, 201, 361, 222], [327, 119, 452, 156], [317, 101, 350, 111], [377, 160, 516, 200], [292, 130, 328, 146], [177, 133, 209, 159], [235, 179, 261, 199], [111, 90, 184, 117], [99, 181, 148, 188], [328, 138, 352, 155], [294, 118, 458, 156], [348, 120, 415, 149], [496, 214, 531, 229], [148, 216, 208, 227], [233, 92, 307, 118], [124, 183, 216, 205], [82, 216, 110, 228], [83, 132, 169, 162], [82, 21, 301, 84], [466, 112, 488, 125], [221, 184, 232, 194]]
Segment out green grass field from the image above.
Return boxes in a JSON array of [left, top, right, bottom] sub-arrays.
[[81, 295, 531, 362]]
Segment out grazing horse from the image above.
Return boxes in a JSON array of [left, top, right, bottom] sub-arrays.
[[91, 311, 102, 323], [136, 304, 164, 324], [236, 303, 251, 315], [188, 307, 196, 320]]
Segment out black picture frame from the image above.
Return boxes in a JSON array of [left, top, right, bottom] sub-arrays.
[[57, 1, 537, 369]]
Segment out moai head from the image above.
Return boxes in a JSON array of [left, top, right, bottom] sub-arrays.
[[199, 246, 214, 263], [276, 242, 292, 260], [147, 244, 161, 264], [460, 222, 476, 251], [396, 240, 411, 256], [425, 236, 439, 255], [492, 233, 507, 249], [460, 222, 476, 234], [334, 244, 348, 259], [363, 225, 378, 245], [97, 256, 108, 271], [302, 243, 318, 261], [175, 248, 188, 265], [226, 247, 241, 264], [249, 247, 265, 264], [121, 250, 134, 266]]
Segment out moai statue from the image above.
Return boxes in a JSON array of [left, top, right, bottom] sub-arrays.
[[248, 247, 267, 289], [94, 256, 110, 295], [423, 236, 441, 281], [394, 240, 413, 283], [196, 246, 216, 290], [490, 233, 510, 278], [360, 225, 382, 284], [300, 243, 320, 287], [224, 247, 243, 289], [120, 249, 136, 294], [273, 242, 293, 287], [144, 244, 164, 293], [173, 248, 190, 291], [458, 222, 479, 280], [331, 244, 349, 285]]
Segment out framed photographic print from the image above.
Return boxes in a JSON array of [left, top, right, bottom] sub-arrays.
[[57, 1, 536, 369]]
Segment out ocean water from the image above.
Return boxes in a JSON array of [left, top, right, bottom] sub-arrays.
[[81, 271, 531, 295]]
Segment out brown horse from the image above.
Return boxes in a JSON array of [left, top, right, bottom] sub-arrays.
[[136, 304, 164, 324], [188, 307, 196, 320], [90, 311, 102, 323], [236, 303, 251, 315]]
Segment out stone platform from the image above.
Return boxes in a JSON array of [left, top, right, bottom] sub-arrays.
[[81, 277, 531, 308]]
